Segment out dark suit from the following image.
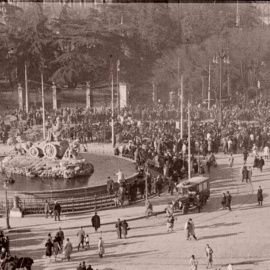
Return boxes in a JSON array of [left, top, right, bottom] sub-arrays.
[[53, 203, 61, 221], [91, 214, 101, 232]]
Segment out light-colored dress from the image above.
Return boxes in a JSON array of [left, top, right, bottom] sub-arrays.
[[98, 239, 105, 255], [264, 146, 269, 157], [189, 258, 198, 270]]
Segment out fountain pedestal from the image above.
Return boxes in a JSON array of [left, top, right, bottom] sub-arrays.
[[10, 196, 23, 218]]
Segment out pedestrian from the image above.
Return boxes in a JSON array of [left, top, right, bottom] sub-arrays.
[[115, 218, 122, 239], [228, 153, 234, 168], [247, 166, 252, 183], [122, 220, 129, 239], [206, 160, 211, 173], [258, 157, 265, 172], [53, 201, 61, 221], [77, 226, 85, 250], [116, 169, 125, 184], [81, 261, 86, 270], [166, 214, 175, 233], [257, 186, 263, 206], [253, 156, 259, 168], [97, 237, 105, 258], [196, 195, 202, 213], [189, 255, 198, 270], [205, 244, 213, 269], [263, 145, 269, 159], [252, 144, 258, 156], [58, 227, 65, 249], [91, 212, 101, 232], [221, 193, 226, 209], [85, 234, 90, 250], [46, 233, 52, 243], [241, 165, 248, 183], [243, 149, 249, 163], [44, 200, 50, 218], [184, 220, 192, 240], [52, 236, 61, 262], [188, 218, 197, 240], [63, 238, 73, 262], [226, 191, 232, 211], [146, 200, 158, 218], [45, 239, 54, 262]]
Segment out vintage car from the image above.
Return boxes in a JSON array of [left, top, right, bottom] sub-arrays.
[[174, 176, 210, 214]]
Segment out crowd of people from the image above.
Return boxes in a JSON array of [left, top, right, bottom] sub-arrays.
[[1, 99, 270, 270]]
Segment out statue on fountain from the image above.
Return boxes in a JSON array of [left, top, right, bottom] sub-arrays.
[[46, 117, 64, 142]]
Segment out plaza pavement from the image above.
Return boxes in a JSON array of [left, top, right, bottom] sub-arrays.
[[1, 147, 270, 269]]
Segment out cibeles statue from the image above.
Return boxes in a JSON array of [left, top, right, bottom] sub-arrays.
[[46, 117, 64, 142]]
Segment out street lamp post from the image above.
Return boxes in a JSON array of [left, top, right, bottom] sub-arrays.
[[4, 182, 10, 230], [117, 60, 120, 111], [213, 51, 229, 126], [41, 73, 46, 140]]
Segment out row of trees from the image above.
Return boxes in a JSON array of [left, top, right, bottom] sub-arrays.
[[0, 1, 269, 105]]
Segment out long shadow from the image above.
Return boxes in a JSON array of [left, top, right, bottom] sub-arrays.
[[196, 222, 241, 229], [128, 231, 173, 239], [199, 232, 243, 240]]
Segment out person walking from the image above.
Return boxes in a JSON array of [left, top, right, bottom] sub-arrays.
[[226, 191, 232, 211], [122, 220, 129, 239], [97, 237, 105, 258], [184, 220, 192, 240], [205, 244, 213, 269], [243, 149, 249, 163], [189, 255, 198, 270], [115, 218, 122, 239], [189, 218, 197, 240], [44, 200, 50, 218], [258, 157, 265, 172], [247, 166, 252, 183], [53, 201, 61, 221], [58, 227, 65, 249], [77, 226, 86, 250], [241, 165, 248, 183], [263, 145, 269, 159], [85, 234, 90, 250], [166, 214, 175, 233], [252, 144, 258, 156], [45, 239, 54, 262], [146, 200, 158, 218], [257, 186, 263, 206], [63, 238, 73, 262], [228, 153, 234, 168], [91, 212, 101, 232], [52, 236, 61, 262], [221, 193, 226, 209]]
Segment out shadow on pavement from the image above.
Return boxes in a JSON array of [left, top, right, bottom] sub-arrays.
[[199, 231, 243, 240], [196, 222, 242, 229]]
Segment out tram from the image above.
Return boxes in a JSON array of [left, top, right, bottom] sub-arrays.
[[175, 176, 210, 214]]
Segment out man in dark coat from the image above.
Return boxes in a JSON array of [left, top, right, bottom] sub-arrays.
[[91, 212, 101, 232], [53, 201, 61, 221], [243, 149, 249, 163], [225, 191, 232, 211], [115, 218, 122, 239], [258, 157, 265, 172], [257, 186, 263, 206]]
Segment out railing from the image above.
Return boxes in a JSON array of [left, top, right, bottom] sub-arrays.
[[18, 193, 117, 215]]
